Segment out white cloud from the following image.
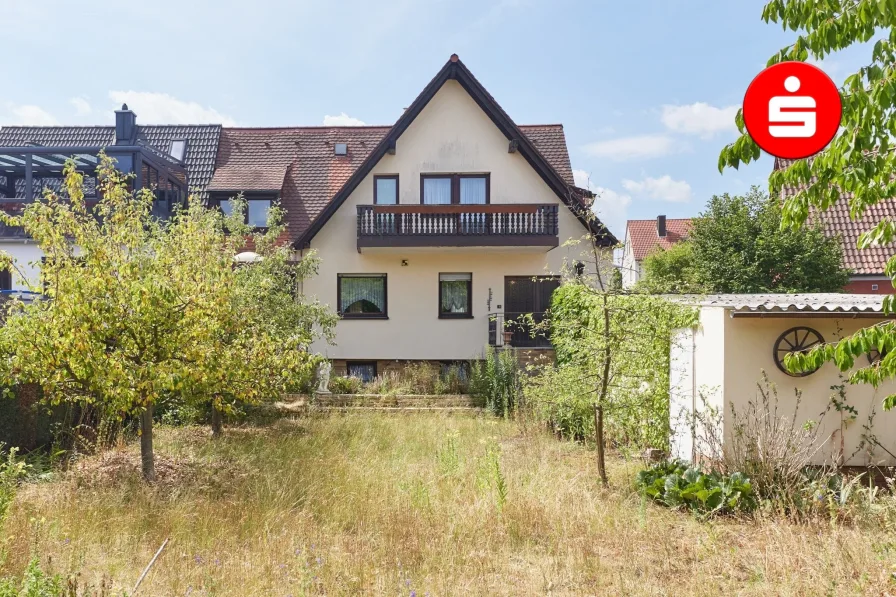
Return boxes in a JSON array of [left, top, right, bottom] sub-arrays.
[[4, 103, 58, 126], [322, 112, 366, 126], [573, 169, 630, 239], [582, 134, 677, 161], [622, 175, 692, 203], [108, 91, 237, 126], [69, 97, 91, 116], [661, 102, 738, 138]]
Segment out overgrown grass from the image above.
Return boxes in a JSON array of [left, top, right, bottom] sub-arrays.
[[2, 415, 896, 595]]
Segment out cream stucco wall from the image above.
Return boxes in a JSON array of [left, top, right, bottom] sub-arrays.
[[620, 228, 640, 289], [303, 80, 610, 361], [0, 242, 43, 291], [675, 308, 896, 466]]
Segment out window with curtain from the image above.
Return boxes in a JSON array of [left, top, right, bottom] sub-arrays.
[[439, 273, 472, 318], [422, 176, 452, 204], [339, 274, 387, 317], [375, 176, 398, 204], [459, 176, 487, 204]]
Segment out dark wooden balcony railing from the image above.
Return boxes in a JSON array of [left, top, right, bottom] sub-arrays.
[[357, 204, 559, 249]]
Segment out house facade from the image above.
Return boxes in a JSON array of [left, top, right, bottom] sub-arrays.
[[0, 55, 616, 378], [620, 216, 692, 289]]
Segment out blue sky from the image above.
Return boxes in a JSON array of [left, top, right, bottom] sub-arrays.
[[0, 0, 870, 239]]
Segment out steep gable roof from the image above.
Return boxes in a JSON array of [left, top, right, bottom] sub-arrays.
[[626, 218, 693, 261], [210, 123, 582, 244], [774, 157, 896, 275], [290, 55, 616, 248], [0, 124, 221, 200]]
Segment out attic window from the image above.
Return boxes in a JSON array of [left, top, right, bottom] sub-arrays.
[[169, 140, 187, 161], [334, 143, 348, 156]]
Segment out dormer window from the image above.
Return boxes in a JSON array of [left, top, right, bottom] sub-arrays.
[[169, 139, 187, 161], [215, 193, 273, 229], [334, 143, 348, 156]]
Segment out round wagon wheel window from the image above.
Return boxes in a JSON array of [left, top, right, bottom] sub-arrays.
[[773, 326, 824, 377]]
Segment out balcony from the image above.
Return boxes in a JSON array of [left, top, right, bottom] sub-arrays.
[[356, 204, 559, 251]]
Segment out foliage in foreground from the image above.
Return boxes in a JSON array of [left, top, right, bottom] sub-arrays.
[[533, 285, 696, 450], [637, 460, 757, 516], [638, 188, 848, 294], [719, 1, 896, 409], [0, 157, 335, 479], [327, 362, 471, 396], [469, 347, 523, 417]]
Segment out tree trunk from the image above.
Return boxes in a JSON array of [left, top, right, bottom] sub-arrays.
[[211, 404, 223, 438], [594, 403, 608, 487], [140, 404, 156, 482]]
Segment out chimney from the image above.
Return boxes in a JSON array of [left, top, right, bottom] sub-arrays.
[[114, 104, 137, 145], [656, 215, 667, 238]]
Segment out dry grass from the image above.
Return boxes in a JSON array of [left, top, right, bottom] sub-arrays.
[[2, 414, 896, 596]]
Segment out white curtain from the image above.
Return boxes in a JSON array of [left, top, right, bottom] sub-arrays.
[[340, 276, 385, 314], [423, 177, 452, 204], [459, 177, 486, 204]]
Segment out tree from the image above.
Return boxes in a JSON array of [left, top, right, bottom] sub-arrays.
[[525, 205, 695, 487], [0, 157, 333, 479], [719, 2, 896, 402], [638, 241, 703, 294], [638, 188, 848, 293]]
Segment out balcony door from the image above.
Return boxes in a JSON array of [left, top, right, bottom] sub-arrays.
[[503, 276, 560, 348]]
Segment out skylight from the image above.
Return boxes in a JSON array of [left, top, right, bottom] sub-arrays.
[[334, 143, 347, 156], [169, 139, 187, 161]]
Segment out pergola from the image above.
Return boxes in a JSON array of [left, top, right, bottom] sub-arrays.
[[0, 144, 188, 204]]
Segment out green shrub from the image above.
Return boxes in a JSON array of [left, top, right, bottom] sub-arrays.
[[636, 460, 757, 516], [0, 445, 30, 525], [0, 558, 64, 597], [328, 376, 363, 395], [469, 347, 522, 416]]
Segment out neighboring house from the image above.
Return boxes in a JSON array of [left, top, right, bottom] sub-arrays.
[[670, 294, 896, 466], [620, 216, 692, 288], [0, 109, 221, 289], [775, 158, 896, 294], [0, 55, 617, 377]]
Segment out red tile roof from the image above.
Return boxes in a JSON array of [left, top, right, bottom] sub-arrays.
[[625, 218, 693, 261], [212, 124, 578, 244], [775, 157, 896, 275]]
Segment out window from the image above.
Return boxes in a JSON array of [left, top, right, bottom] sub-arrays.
[[169, 139, 187, 161], [247, 199, 271, 228], [347, 361, 376, 382], [334, 143, 348, 156], [439, 273, 472, 318], [215, 195, 272, 228], [374, 175, 398, 204], [421, 174, 489, 205], [338, 274, 387, 318], [0, 269, 11, 292]]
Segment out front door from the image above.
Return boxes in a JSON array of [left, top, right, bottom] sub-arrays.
[[503, 276, 560, 347]]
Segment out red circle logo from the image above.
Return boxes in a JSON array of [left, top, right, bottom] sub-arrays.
[[743, 61, 841, 160]]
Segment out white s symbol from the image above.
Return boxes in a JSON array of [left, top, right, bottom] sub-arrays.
[[769, 76, 816, 138]]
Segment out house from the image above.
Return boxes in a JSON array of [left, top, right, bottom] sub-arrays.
[[775, 158, 896, 294], [0, 55, 617, 378], [669, 294, 896, 467], [620, 216, 692, 288], [0, 109, 221, 289]]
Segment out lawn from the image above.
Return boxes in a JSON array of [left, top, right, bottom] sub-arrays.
[[2, 413, 894, 596]]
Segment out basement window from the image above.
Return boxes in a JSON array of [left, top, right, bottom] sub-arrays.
[[347, 361, 376, 382]]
